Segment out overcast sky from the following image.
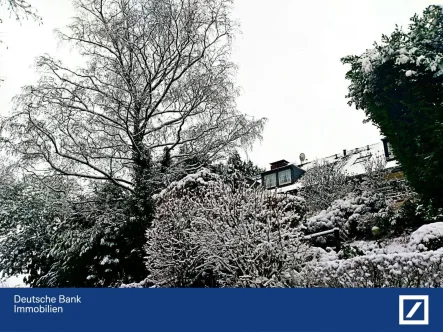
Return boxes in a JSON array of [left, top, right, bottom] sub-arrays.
[[0, 0, 441, 169]]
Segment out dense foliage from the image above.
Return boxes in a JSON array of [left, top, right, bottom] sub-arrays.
[[303, 191, 388, 243], [0, 176, 149, 287], [342, 5, 443, 209], [145, 169, 307, 287]]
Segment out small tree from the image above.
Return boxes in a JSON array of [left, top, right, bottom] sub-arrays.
[[361, 154, 390, 192], [299, 159, 354, 214]]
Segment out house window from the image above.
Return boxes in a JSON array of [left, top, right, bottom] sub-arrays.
[[264, 173, 277, 188], [278, 169, 292, 186]]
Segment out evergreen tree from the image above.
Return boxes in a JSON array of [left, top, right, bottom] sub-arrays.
[[0, 169, 149, 287], [210, 151, 264, 187], [342, 5, 443, 210]]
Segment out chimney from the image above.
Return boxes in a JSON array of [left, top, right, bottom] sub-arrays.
[[343, 149, 347, 156], [270, 160, 289, 170]]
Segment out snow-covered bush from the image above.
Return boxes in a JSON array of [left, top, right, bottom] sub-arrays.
[[300, 159, 354, 214], [376, 198, 440, 238], [288, 250, 443, 287], [145, 169, 308, 287], [408, 222, 443, 252], [304, 191, 387, 243], [44, 182, 149, 287], [349, 236, 410, 256], [361, 154, 391, 192]]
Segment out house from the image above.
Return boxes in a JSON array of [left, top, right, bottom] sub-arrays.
[[260, 138, 405, 195]]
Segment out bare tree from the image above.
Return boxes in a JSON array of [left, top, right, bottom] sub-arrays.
[[299, 159, 354, 214], [0, 0, 42, 83], [0, 0, 265, 199], [361, 154, 390, 192], [0, 0, 41, 22]]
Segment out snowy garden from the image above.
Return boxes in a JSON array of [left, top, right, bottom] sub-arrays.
[[121, 160, 443, 288], [0, 2, 442, 288]]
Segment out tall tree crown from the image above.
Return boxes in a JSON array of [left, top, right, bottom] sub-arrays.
[[1, 0, 265, 191]]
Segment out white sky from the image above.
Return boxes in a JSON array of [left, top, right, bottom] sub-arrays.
[[0, 0, 441, 169]]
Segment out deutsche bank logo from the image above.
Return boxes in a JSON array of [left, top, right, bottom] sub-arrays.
[[399, 295, 429, 325]]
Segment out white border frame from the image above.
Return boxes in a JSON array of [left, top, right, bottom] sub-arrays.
[[399, 295, 429, 325]]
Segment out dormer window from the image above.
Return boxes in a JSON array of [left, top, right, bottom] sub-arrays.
[[264, 173, 277, 188], [278, 169, 292, 186], [261, 165, 305, 190]]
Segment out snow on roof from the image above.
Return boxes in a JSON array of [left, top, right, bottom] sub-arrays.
[[288, 142, 397, 176], [257, 141, 401, 191]]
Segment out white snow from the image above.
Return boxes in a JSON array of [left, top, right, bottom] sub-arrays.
[[1, 274, 27, 288], [408, 222, 443, 251], [361, 57, 373, 73], [295, 142, 393, 177], [294, 250, 443, 287], [275, 182, 303, 193], [385, 160, 399, 169], [350, 237, 410, 255], [396, 54, 410, 65]]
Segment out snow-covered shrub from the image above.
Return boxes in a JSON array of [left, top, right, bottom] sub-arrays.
[[349, 236, 410, 256], [337, 243, 366, 259], [304, 191, 387, 243], [145, 168, 308, 287], [408, 222, 443, 252], [361, 154, 391, 192], [288, 250, 443, 287], [44, 182, 149, 287], [300, 159, 355, 214], [302, 247, 339, 263], [376, 198, 439, 238]]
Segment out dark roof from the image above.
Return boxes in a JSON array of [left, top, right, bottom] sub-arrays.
[[270, 159, 289, 165]]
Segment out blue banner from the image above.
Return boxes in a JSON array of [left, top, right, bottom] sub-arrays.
[[0, 288, 441, 332]]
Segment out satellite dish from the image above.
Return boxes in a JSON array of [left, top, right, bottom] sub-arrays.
[[299, 153, 306, 164]]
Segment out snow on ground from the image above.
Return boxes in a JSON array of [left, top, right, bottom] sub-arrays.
[[350, 236, 410, 255], [0, 273, 27, 288]]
